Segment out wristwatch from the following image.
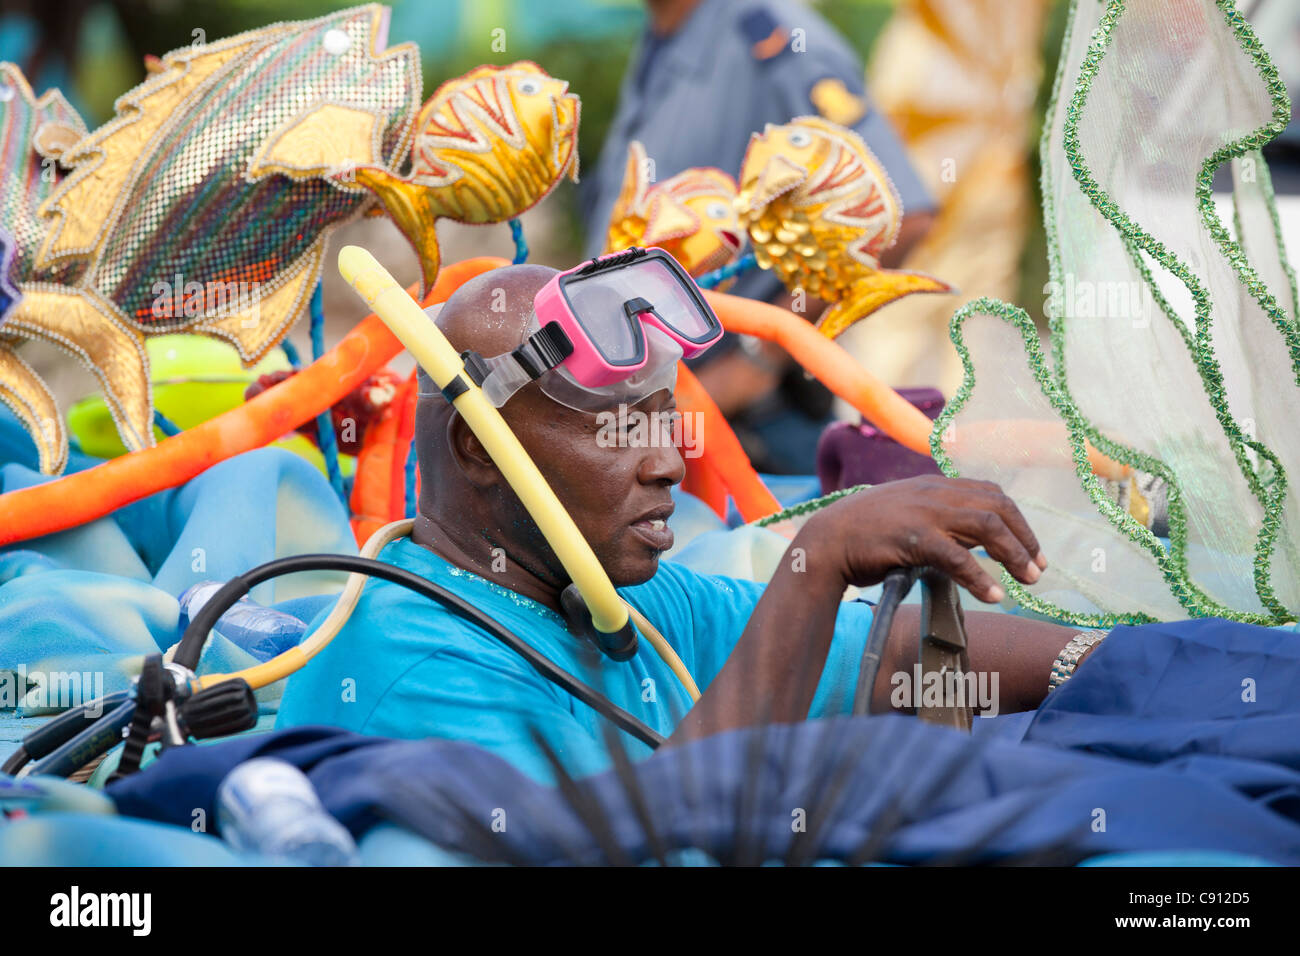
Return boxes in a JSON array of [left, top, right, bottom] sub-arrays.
[[1048, 632, 1104, 692]]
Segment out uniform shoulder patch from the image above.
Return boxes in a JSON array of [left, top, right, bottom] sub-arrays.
[[738, 8, 790, 61], [809, 76, 868, 127]]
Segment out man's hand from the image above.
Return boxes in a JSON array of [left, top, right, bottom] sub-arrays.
[[798, 476, 1048, 603], [666, 476, 1062, 745]]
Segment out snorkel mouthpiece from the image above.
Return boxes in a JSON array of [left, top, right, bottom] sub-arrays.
[[562, 584, 638, 661], [336, 246, 637, 654]]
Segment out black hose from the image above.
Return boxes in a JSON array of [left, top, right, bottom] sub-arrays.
[[110, 655, 164, 781], [4, 691, 131, 775], [28, 700, 136, 778], [1, 747, 28, 777], [172, 553, 666, 749], [852, 568, 920, 716]]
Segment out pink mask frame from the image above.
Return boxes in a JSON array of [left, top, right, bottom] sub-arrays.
[[466, 247, 723, 409], [531, 247, 724, 388]]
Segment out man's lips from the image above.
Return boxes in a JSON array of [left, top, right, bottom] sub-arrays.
[[630, 505, 674, 551]]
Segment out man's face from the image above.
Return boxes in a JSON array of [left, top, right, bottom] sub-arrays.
[[504, 386, 687, 587]]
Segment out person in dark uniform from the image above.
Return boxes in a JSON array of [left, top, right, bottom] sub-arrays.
[[581, 0, 936, 474]]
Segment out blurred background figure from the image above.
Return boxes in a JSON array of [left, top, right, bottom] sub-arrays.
[[580, 0, 936, 474]]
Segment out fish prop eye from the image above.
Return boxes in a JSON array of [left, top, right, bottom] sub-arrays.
[[706, 202, 730, 220], [516, 77, 543, 96], [787, 129, 812, 148]]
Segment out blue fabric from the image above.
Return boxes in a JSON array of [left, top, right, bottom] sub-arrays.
[[0, 812, 259, 866], [1024, 618, 1300, 769], [10, 396, 1300, 864], [106, 725, 387, 832], [0, 425, 356, 747], [107, 617, 1300, 865], [276, 537, 874, 783], [0, 404, 102, 476]]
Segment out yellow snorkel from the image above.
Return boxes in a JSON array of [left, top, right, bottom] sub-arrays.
[[180, 247, 701, 705], [335, 246, 638, 657]]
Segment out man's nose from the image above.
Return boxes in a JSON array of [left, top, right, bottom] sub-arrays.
[[638, 434, 686, 487]]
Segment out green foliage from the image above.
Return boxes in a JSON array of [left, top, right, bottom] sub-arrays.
[[817, 0, 899, 61]]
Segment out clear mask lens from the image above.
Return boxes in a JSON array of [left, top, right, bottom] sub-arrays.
[[538, 323, 682, 413], [561, 255, 716, 362]]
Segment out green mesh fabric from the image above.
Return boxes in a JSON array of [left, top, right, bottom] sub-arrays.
[[933, 0, 1298, 626]]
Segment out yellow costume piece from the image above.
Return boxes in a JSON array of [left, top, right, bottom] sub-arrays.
[[603, 141, 743, 279], [736, 116, 950, 338], [354, 61, 580, 291]]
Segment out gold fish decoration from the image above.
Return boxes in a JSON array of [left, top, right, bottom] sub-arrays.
[[603, 141, 743, 279], [0, 6, 581, 473], [736, 116, 951, 338], [0, 62, 87, 473], [353, 61, 580, 291]]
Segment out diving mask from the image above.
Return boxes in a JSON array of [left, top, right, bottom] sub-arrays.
[[453, 247, 724, 411]]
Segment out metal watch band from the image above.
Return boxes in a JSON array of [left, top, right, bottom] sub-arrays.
[[1048, 632, 1104, 692]]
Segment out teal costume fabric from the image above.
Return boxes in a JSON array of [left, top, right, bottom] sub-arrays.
[[277, 537, 874, 783], [0, 409, 355, 754]]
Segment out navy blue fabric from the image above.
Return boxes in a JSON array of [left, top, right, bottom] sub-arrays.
[[107, 727, 388, 832], [1025, 618, 1300, 768], [108, 619, 1300, 864]]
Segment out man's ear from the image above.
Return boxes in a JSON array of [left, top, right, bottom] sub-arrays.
[[446, 410, 500, 488]]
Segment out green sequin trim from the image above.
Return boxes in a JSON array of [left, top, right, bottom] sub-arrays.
[[749, 483, 873, 528], [936, 296, 1209, 627], [937, 0, 1296, 625]]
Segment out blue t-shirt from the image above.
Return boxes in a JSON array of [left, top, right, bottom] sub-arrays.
[[276, 538, 873, 782]]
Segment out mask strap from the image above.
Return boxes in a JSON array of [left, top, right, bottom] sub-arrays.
[[436, 323, 575, 407]]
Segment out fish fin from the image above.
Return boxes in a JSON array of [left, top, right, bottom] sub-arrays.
[[247, 103, 383, 180], [354, 166, 441, 292], [814, 300, 855, 340], [194, 245, 323, 364], [742, 153, 805, 212], [0, 339, 68, 474], [642, 193, 699, 247], [602, 142, 650, 253], [3, 289, 152, 456], [619, 142, 650, 214], [815, 270, 953, 338], [32, 122, 86, 164]]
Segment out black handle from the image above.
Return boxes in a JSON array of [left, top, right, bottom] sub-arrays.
[[179, 679, 259, 739], [852, 567, 921, 716]]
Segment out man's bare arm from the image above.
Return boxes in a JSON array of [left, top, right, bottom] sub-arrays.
[[666, 476, 1079, 745]]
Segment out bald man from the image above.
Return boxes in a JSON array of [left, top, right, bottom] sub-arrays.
[[277, 265, 1091, 783]]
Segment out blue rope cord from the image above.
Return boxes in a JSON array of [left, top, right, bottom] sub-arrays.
[[152, 409, 182, 437], [403, 437, 417, 519], [509, 218, 529, 264], [280, 337, 302, 368], [308, 282, 346, 504], [694, 252, 757, 290]]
